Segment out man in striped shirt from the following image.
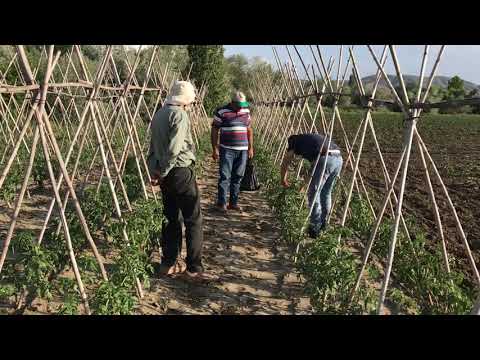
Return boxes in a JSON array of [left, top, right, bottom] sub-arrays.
[[211, 91, 254, 212]]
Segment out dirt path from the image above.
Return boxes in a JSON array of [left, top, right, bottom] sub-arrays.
[[139, 158, 312, 315]]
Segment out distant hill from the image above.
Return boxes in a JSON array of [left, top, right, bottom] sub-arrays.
[[361, 74, 480, 92]]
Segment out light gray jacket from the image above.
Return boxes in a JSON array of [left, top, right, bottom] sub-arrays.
[[147, 104, 195, 178]]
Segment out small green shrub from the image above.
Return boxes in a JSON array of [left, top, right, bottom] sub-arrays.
[[91, 281, 136, 315]]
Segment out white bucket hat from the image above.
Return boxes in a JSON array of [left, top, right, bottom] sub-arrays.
[[166, 80, 196, 106]]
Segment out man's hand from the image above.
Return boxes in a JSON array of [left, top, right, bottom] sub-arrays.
[[281, 178, 290, 188], [248, 147, 254, 159], [212, 147, 219, 161], [150, 175, 164, 187]]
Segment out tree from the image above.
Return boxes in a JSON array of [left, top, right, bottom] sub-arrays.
[[244, 57, 277, 101], [187, 45, 229, 114], [0, 46, 17, 84], [446, 75, 466, 99], [440, 75, 467, 114], [225, 54, 249, 92], [81, 45, 102, 62], [158, 45, 189, 75]]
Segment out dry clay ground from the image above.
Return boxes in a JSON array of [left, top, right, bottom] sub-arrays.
[[139, 157, 312, 315]]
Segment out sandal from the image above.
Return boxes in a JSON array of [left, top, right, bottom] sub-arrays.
[[158, 261, 187, 277]]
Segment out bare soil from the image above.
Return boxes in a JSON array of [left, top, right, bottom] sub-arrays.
[[137, 157, 311, 315], [1, 158, 312, 315]]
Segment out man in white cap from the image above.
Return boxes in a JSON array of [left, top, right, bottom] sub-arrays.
[[211, 91, 254, 212], [147, 80, 213, 281]]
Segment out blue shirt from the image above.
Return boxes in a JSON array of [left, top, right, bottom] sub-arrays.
[[287, 133, 340, 162]]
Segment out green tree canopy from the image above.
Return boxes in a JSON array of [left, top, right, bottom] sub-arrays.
[[446, 75, 466, 99], [226, 54, 249, 92], [187, 45, 229, 114], [440, 75, 468, 113]]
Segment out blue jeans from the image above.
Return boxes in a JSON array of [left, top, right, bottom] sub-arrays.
[[307, 154, 343, 232], [217, 147, 248, 206]]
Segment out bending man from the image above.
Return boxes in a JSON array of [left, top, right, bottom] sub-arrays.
[[280, 133, 343, 238]]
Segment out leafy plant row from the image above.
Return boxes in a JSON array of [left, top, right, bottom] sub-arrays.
[[0, 131, 212, 315], [0, 157, 163, 314], [254, 141, 475, 314]]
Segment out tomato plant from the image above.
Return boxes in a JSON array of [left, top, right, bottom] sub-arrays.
[[0, 165, 22, 206], [8, 230, 57, 301], [91, 280, 136, 315], [55, 277, 80, 315]]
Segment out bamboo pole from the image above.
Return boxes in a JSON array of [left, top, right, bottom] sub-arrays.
[[415, 128, 480, 285], [376, 45, 422, 314], [18, 45, 91, 314]]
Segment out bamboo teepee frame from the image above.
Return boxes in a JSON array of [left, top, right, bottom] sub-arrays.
[[250, 45, 480, 314], [0, 45, 209, 314]]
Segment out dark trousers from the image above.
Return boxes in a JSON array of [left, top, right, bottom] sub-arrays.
[[217, 147, 248, 206], [161, 167, 203, 273]]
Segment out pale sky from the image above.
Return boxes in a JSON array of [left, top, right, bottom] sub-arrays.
[[224, 45, 480, 84]]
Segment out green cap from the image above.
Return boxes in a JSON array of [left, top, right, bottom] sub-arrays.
[[233, 91, 249, 108]]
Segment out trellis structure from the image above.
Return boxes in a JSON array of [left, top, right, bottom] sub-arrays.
[[249, 45, 480, 314], [2, 44, 479, 315], [0, 45, 210, 314]]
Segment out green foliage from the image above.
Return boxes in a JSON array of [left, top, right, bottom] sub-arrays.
[[80, 184, 115, 234], [225, 54, 250, 92], [122, 156, 143, 203], [42, 231, 70, 270], [0, 284, 15, 300], [75, 253, 101, 286], [255, 144, 308, 247], [224, 54, 278, 100], [8, 230, 57, 300], [255, 143, 377, 313], [111, 244, 153, 289], [446, 76, 466, 99], [56, 277, 79, 315], [90, 198, 163, 314], [32, 152, 60, 189], [0, 46, 19, 84], [394, 229, 473, 314], [255, 139, 475, 315], [347, 194, 374, 238], [80, 45, 102, 61], [77, 254, 100, 274], [158, 45, 189, 74], [387, 287, 420, 314], [91, 281, 136, 315], [0, 165, 22, 205], [297, 227, 377, 314], [187, 45, 229, 114], [322, 85, 353, 108], [354, 195, 474, 314], [439, 75, 469, 114], [108, 199, 162, 252]]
